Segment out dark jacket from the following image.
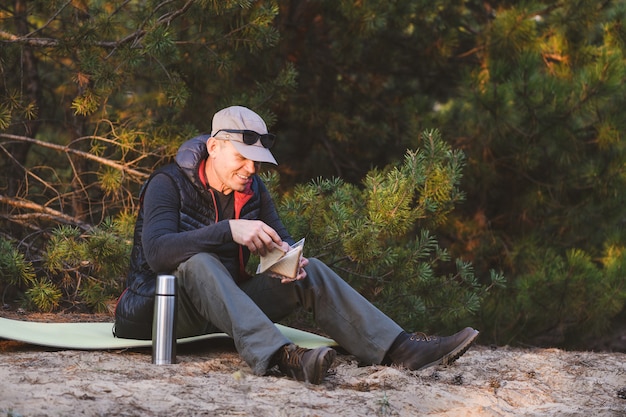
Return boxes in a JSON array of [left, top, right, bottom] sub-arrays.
[[114, 135, 292, 339]]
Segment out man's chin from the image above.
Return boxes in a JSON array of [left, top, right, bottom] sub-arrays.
[[227, 183, 247, 193]]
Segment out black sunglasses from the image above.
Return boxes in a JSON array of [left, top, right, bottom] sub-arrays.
[[215, 129, 276, 149]]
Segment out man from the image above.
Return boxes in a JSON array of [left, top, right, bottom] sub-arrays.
[[114, 105, 479, 384]]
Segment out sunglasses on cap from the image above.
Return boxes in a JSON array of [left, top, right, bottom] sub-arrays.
[[215, 129, 276, 149]]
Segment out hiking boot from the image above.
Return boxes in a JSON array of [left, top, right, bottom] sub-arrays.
[[274, 344, 336, 384], [388, 327, 479, 371]]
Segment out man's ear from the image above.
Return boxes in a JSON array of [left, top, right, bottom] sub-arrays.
[[206, 137, 219, 156]]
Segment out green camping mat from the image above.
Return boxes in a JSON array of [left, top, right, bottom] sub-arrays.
[[0, 317, 336, 350]]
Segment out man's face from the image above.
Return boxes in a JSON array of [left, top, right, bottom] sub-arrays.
[[207, 139, 257, 194]]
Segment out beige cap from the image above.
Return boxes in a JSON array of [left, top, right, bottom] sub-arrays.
[[211, 106, 277, 165]]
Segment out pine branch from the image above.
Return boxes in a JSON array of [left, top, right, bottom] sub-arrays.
[[23, 0, 73, 38], [0, 29, 59, 46], [0, 0, 194, 49], [0, 133, 149, 180], [0, 195, 90, 231]]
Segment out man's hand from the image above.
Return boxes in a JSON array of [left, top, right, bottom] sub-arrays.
[[278, 256, 309, 284], [229, 219, 283, 256]]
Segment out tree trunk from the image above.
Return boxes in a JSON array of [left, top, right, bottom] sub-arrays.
[[6, 0, 42, 197]]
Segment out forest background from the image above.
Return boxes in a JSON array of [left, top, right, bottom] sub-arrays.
[[1, 0, 625, 352]]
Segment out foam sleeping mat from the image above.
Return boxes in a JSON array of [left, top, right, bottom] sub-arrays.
[[0, 317, 336, 350]]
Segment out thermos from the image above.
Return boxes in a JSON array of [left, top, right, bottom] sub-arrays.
[[152, 274, 177, 365]]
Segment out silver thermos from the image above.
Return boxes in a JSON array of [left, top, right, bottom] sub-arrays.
[[152, 274, 177, 365]]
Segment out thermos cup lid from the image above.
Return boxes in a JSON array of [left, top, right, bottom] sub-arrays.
[[156, 274, 176, 295]]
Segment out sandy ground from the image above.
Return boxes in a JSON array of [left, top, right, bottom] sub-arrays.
[[1, 319, 625, 417]]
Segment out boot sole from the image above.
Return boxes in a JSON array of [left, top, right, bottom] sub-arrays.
[[307, 347, 336, 384], [418, 328, 479, 371]]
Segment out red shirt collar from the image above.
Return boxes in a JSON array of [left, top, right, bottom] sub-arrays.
[[198, 159, 209, 188]]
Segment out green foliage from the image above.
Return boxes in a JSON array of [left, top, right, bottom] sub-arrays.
[[267, 0, 486, 186], [1, 0, 624, 348], [434, 0, 626, 346], [1, 0, 290, 232], [98, 167, 124, 196], [25, 278, 62, 313], [0, 105, 11, 130], [263, 129, 502, 332], [1, 0, 291, 313], [43, 226, 85, 274], [484, 242, 626, 346], [2, 215, 133, 313], [0, 238, 36, 288], [143, 25, 178, 59], [70, 90, 101, 116], [79, 278, 110, 313]]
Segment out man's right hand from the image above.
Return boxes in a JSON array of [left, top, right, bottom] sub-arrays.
[[229, 219, 283, 256]]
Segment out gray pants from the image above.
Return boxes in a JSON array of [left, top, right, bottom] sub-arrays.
[[173, 253, 403, 375]]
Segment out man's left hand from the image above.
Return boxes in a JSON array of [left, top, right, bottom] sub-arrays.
[[279, 256, 309, 284]]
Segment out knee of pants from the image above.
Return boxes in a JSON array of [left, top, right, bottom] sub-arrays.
[[176, 252, 229, 287], [305, 257, 324, 273], [304, 257, 342, 286]]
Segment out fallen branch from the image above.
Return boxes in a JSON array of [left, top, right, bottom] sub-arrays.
[[0, 195, 91, 231], [0, 133, 150, 181]]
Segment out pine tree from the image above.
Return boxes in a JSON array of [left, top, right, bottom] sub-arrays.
[[0, 0, 291, 311], [435, 0, 626, 345], [260, 129, 504, 332], [272, 0, 484, 185]]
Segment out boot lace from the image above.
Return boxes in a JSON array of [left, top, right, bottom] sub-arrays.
[[409, 332, 438, 342], [279, 344, 308, 370]]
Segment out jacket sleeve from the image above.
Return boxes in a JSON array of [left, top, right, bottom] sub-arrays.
[[141, 173, 232, 273]]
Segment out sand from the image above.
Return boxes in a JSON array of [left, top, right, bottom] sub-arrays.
[[1, 320, 625, 416]]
